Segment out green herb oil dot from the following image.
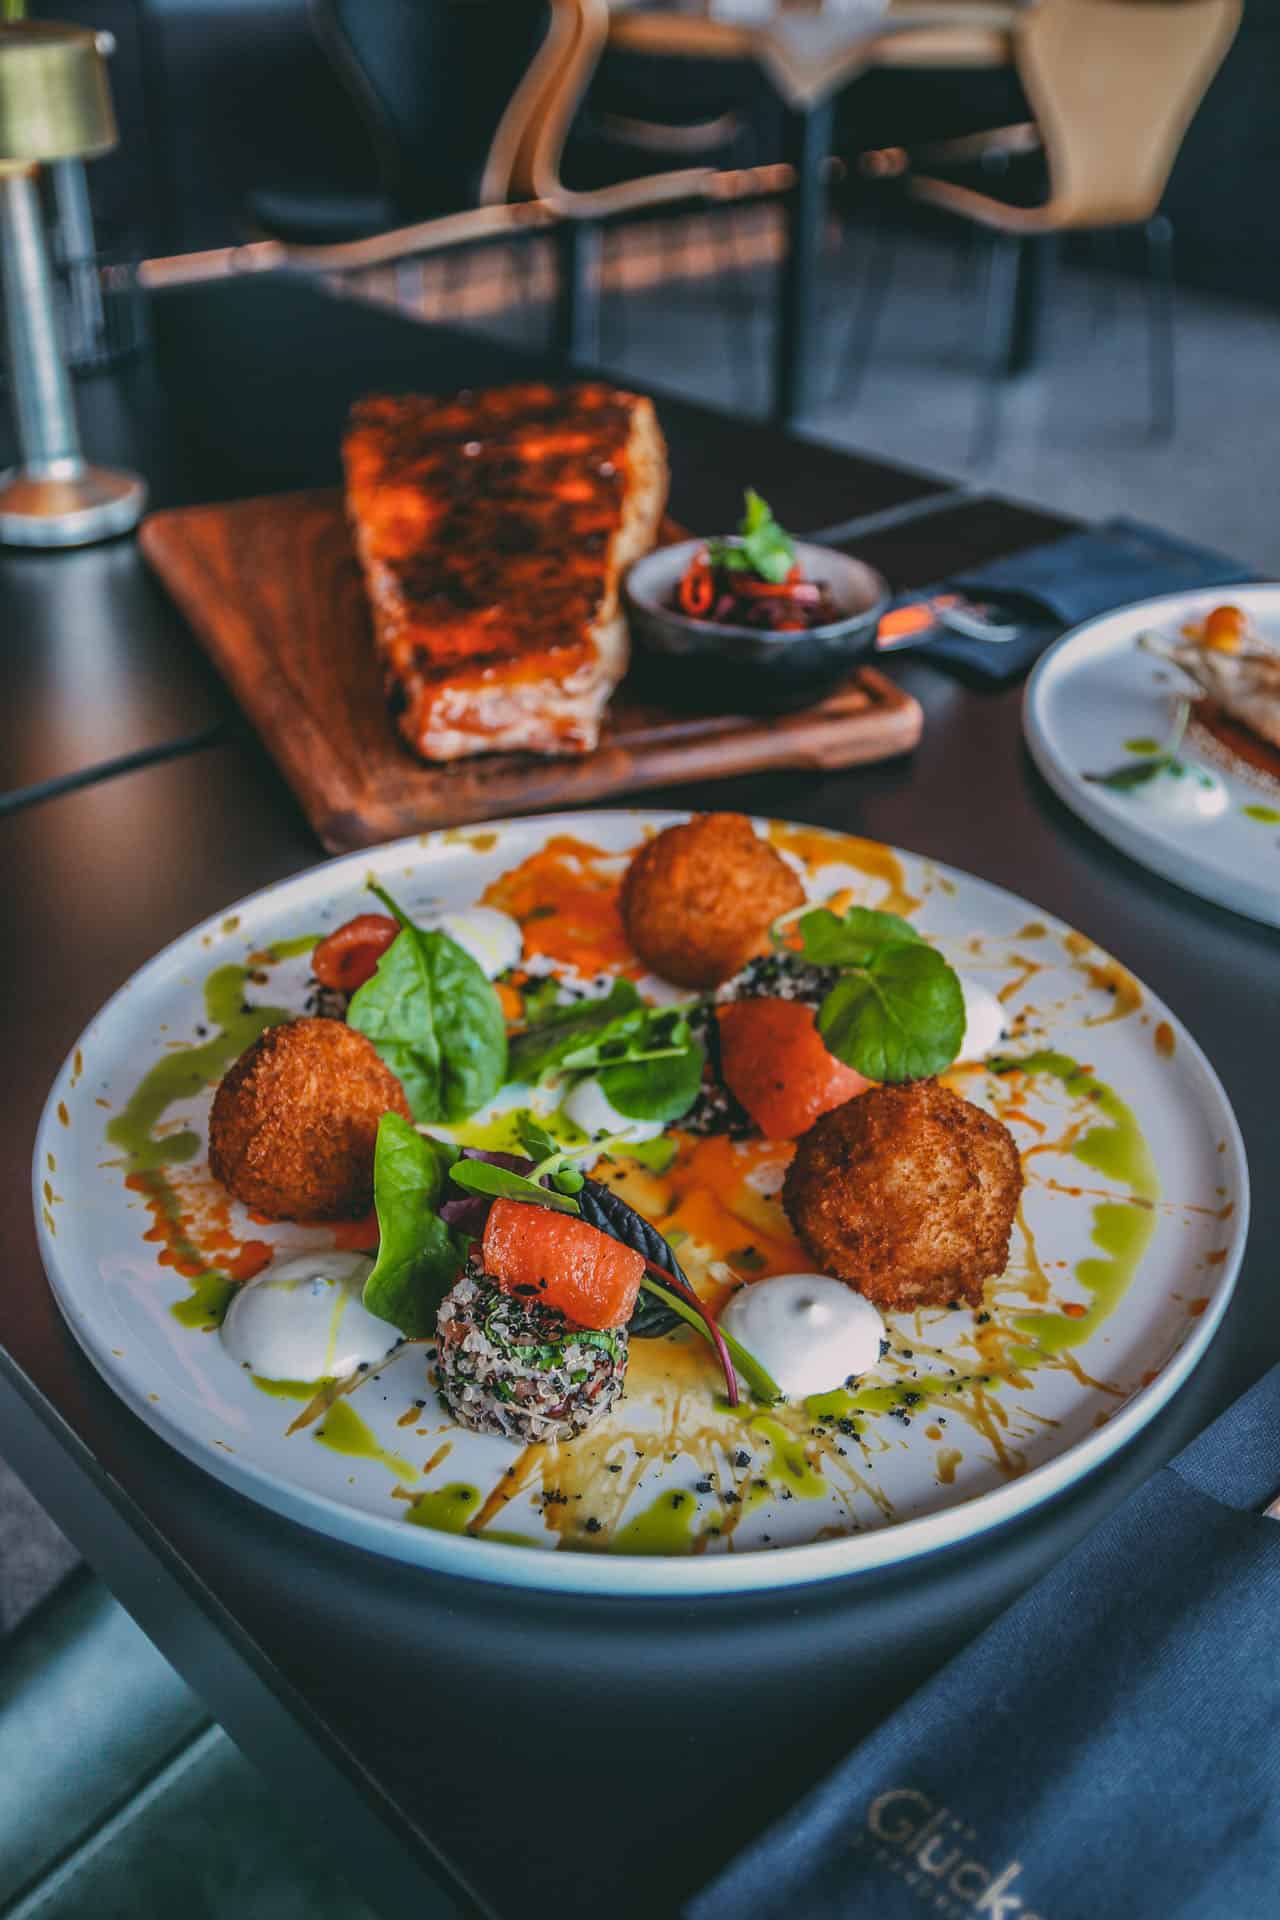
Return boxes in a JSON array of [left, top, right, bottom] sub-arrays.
[[313, 1401, 419, 1481], [405, 1483, 482, 1532]]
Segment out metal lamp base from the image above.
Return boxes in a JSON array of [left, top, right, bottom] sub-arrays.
[[0, 462, 146, 546]]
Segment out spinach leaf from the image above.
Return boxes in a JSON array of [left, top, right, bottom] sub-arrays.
[[600, 1036, 706, 1123], [347, 893, 506, 1124], [507, 978, 645, 1084], [363, 1116, 467, 1336], [817, 943, 965, 1083], [787, 904, 922, 968]]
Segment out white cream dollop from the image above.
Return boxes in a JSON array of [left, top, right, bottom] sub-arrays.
[[221, 1252, 398, 1383], [425, 907, 523, 979], [1125, 762, 1228, 820], [719, 1273, 885, 1399], [560, 1075, 665, 1144], [956, 974, 1006, 1062]]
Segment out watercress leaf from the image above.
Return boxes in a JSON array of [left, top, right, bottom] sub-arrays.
[[348, 926, 507, 1124], [817, 943, 965, 1082], [507, 978, 645, 1084], [789, 904, 923, 967], [448, 1158, 581, 1215], [599, 1037, 706, 1123], [363, 1115, 466, 1337]]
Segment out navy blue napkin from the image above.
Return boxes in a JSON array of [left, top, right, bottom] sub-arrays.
[[890, 516, 1257, 687], [688, 1366, 1280, 1920]]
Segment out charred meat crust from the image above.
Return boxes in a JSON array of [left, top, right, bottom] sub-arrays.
[[343, 383, 669, 761]]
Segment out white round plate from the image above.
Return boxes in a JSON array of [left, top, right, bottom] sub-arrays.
[[1024, 585, 1280, 927], [34, 811, 1248, 1596]]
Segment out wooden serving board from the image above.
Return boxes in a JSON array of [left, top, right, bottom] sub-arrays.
[[140, 489, 922, 853]]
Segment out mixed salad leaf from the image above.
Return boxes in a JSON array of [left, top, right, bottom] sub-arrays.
[[507, 976, 705, 1126], [347, 883, 507, 1123]]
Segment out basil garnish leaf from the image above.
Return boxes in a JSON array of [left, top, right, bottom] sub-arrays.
[[363, 1116, 467, 1336], [817, 943, 965, 1083], [347, 886, 507, 1124], [706, 488, 796, 585]]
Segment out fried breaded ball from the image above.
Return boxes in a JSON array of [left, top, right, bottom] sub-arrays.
[[782, 1079, 1022, 1311], [208, 1017, 410, 1221], [619, 812, 805, 988]]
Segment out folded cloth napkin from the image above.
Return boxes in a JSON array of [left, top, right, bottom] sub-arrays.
[[892, 516, 1258, 687], [687, 1365, 1280, 1920]]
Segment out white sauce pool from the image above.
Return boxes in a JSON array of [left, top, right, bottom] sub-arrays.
[[1125, 761, 1228, 820], [220, 1252, 398, 1383], [720, 1273, 885, 1399], [425, 907, 523, 978], [956, 974, 1006, 1061]]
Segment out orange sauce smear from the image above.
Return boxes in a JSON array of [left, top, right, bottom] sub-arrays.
[[480, 834, 637, 977]]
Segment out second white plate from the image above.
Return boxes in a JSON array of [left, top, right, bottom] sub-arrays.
[[1024, 585, 1280, 927]]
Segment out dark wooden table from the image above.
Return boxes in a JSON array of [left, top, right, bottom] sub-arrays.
[[2, 277, 1274, 1920]]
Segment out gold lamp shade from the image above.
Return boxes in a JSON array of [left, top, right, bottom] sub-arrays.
[[0, 21, 117, 167]]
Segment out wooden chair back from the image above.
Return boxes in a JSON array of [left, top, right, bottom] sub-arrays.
[[1018, 0, 1241, 228]]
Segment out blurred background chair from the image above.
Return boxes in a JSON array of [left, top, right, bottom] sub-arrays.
[[835, 0, 1241, 461], [513, 0, 787, 374], [248, 0, 551, 246]]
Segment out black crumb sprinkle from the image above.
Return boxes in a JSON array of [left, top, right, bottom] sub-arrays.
[[695, 1478, 713, 1494], [584, 1517, 602, 1534], [734, 1450, 752, 1468]]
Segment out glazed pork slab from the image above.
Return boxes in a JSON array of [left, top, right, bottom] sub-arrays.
[[343, 384, 669, 761]]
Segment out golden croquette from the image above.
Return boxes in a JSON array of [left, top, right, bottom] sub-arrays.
[[208, 1017, 410, 1221], [619, 812, 805, 988], [782, 1079, 1022, 1311]]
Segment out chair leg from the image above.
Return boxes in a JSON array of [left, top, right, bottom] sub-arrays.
[[970, 231, 1020, 466], [835, 198, 896, 407], [1143, 212, 1176, 441], [1007, 233, 1052, 376], [713, 203, 758, 414], [553, 219, 600, 367]]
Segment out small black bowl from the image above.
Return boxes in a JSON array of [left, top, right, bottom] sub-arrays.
[[624, 538, 890, 714]]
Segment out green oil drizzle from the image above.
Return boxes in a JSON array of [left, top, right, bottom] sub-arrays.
[[1010, 1203, 1154, 1364], [474, 1527, 543, 1548], [1124, 736, 1163, 755], [313, 1400, 419, 1481], [1005, 1050, 1158, 1199], [1242, 805, 1280, 824], [106, 964, 290, 1173], [405, 1483, 482, 1531], [171, 1273, 237, 1330], [749, 1415, 827, 1498], [260, 934, 320, 961], [251, 1375, 324, 1401], [610, 1487, 700, 1555]]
